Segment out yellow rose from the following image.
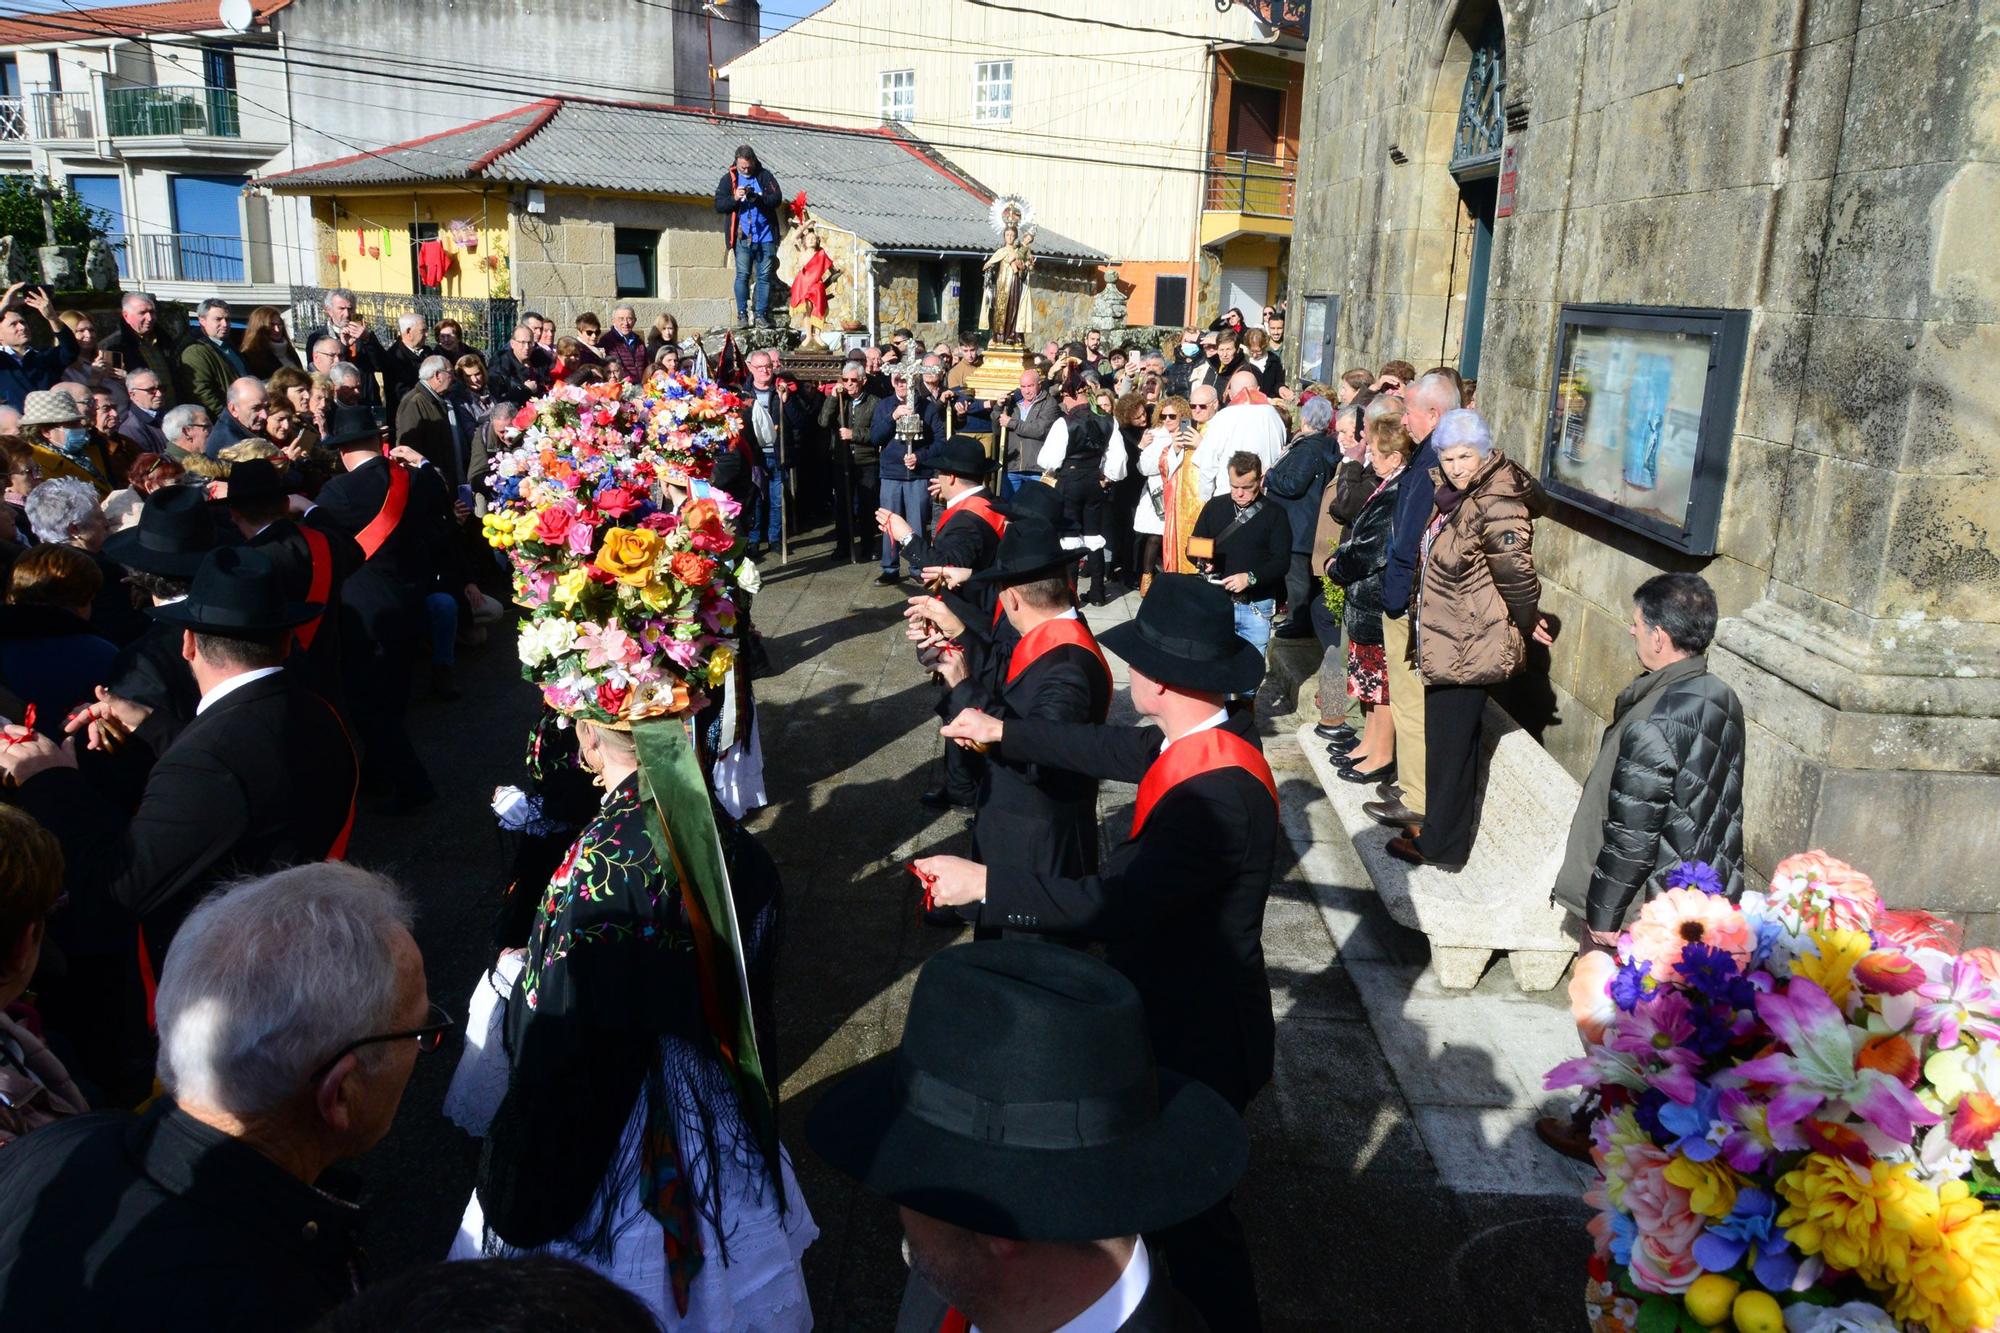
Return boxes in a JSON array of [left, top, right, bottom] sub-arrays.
[[638, 579, 683, 613], [706, 645, 736, 686], [551, 567, 591, 609], [595, 526, 665, 586]]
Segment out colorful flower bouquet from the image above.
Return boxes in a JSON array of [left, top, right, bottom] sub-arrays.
[[1551, 853, 2000, 1333], [480, 374, 752, 725]]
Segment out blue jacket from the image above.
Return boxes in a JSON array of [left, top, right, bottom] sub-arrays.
[[1380, 439, 1438, 616], [872, 396, 945, 480], [0, 326, 79, 410], [1265, 430, 1338, 555]]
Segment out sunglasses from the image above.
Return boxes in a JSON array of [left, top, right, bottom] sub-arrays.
[[310, 1001, 454, 1083], [1160, 412, 1180, 420], [1191, 402, 1215, 411]]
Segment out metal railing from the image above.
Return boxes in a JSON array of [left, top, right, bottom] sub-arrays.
[[1203, 151, 1296, 219], [100, 231, 250, 285], [105, 84, 241, 138], [28, 90, 94, 140], [289, 286, 521, 361], [0, 97, 25, 143]]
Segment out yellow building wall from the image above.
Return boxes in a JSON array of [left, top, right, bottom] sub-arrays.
[[309, 191, 511, 299]]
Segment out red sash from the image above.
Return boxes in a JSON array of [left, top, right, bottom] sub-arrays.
[[1128, 727, 1277, 839], [295, 524, 333, 650], [938, 490, 1007, 540], [354, 462, 410, 559], [1007, 617, 1111, 720]]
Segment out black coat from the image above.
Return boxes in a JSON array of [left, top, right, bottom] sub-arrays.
[[943, 617, 1111, 882], [1265, 430, 1337, 554], [487, 346, 552, 407], [1553, 656, 1747, 932], [310, 456, 449, 643], [981, 711, 1278, 1111], [12, 668, 358, 962], [393, 383, 467, 487], [248, 515, 363, 706], [378, 338, 437, 418], [1190, 497, 1291, 605], [899, 491, 1005, 624], [0, 1102, 364, 1331], [301, 323, 382, 406], [105, 619, 203, 745], [713, 164, 783, 248], [1329, 469, 1401, 645]]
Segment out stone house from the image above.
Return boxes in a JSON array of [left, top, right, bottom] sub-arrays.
[[1287, 0, 2000, 937], [256, 97, 1101, 348]]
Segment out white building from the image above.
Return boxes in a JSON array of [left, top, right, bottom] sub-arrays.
[[720, 0, 1305, 328], [0, 0, 308, 306]]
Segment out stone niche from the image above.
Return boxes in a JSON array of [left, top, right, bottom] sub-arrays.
[[1286, 0, 2000, 941]]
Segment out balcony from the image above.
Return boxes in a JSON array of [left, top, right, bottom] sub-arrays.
[[1199, 151, 1296, 245], [28, 90, 95, 140], [105, 84, 241, 139], [103, 231, 248, 285]]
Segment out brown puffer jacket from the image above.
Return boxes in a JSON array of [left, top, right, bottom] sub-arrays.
[[1415, 449, 1547, 686]]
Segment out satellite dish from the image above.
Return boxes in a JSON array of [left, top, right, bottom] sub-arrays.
[[218, 0, 253, 33]]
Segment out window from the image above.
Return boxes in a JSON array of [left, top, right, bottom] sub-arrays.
[[1152, 276, 1188, 329], [973, 60, 1012, 123], [68, 174, 128, 276], [1, 56, 19, 98], [614, 227, 659, 298], [916, 260, 946, 324], [203, 47, 237, 91], [46, 52, 61, 92], [880, 69, 914, 123], [167, 174, 246, 283]]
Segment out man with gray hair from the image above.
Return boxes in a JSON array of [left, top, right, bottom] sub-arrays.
[[116, 367, 169, 454], [100, 290, 181, 409], [304, 287, 381, 406], [327, 359, 365, 406], [206, 374, 269, 456], [394, 351, 468, 485], [380, 311, 436, 418], [601, 303, 648, 380], [1363, 368, 1463, 837], [177, 297, 247, 417], [158, 401, 223, 479], [0, 862, 439, 1327]]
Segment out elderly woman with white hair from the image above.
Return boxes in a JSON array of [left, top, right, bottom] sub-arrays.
[[1264, 391, 1340, 637], [1388, 408, 1552, 870]]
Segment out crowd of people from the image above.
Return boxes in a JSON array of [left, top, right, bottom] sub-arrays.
[[0, 242, 1757, 1332]]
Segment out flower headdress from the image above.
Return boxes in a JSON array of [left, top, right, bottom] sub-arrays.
[[989, 193, 1034, 237], [482, 372, 751, 726]]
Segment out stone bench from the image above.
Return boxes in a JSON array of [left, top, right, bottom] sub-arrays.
[[1294, 699, 1579, 991]]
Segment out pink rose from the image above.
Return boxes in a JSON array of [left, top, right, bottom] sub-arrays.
[[564, 520, 597, 556], [1769, 851, 1880, 931], [1620, 1160, 1703, 1294]]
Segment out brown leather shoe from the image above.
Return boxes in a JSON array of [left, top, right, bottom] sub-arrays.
[[1387, 835, 1462, 871], [1375, 781, 1403, 803], [1363, 799, 1423, 830], [1535, 1111, 1597, 1163]]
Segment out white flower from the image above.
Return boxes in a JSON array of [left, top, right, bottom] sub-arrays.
[[1782, 1300, 1900, 1333], [736, 557, 763, 594]]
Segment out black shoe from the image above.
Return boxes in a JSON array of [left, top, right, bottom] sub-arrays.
[[873, 571, 900, 587], [919, 787, 973, 812], [1338, 761, 1394, 785], [1273, 620, 1317, 640], [1313, 723, 1357, 743], [1326, 736, 1359, 759]]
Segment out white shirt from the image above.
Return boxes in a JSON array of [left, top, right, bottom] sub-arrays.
[[1036, 415, 1070, 473], [1159, 707, 1229, 755], [971, 1238, 1152, 1333], [943, 484, 986, 511], [1194, 401, 1285, 499], [196, 666, 285, 716]]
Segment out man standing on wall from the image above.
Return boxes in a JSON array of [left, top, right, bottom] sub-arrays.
[[715, 143, 783, 329]]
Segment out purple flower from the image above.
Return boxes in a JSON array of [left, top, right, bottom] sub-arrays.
[[1691, 1188, 1800, 1290], [1656, 1084, 1727, 1161], [1664, 860, 1725, 896], [1611, 988, 1704, 1102], [1679, 942, 1758, 1011], [1610, 959, 1653, 1013]]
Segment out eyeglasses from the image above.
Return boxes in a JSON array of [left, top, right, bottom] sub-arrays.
[[1160, 412, 1180, 420], [310, 1001, 454, 1084], [1191, 402, 1215, 412]]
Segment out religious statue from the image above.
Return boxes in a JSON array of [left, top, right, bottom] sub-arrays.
[[979, 196, 1037, 345], [777, 193, 837, 342]]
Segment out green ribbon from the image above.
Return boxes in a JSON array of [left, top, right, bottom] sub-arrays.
[[631, 717, 780, 1181]]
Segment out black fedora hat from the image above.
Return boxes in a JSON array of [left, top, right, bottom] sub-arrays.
[[805, 939, 1245, 1241], [1099, 572, 1265, 696], [150, 546, 321, 635], [997, 477, 1062, 525], [968, 515, 1071, 586], [225, 457, 288, 510], [927, 435, 990, 481], [102, 486, 217, 578], [320, 404, 383, 451]]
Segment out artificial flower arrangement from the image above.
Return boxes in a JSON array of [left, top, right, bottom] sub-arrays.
[[480, 373, 754, 725], [1551, 853, 2000, 1333]]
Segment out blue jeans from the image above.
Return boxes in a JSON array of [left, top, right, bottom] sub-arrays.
[[425, 590, 458, 666], [754, 452, 783, 547], [1002, 471, 1041, 500], [734, 236, 777, 321], [879, 476, 930, 574], [1232, 597, 1276, 658]]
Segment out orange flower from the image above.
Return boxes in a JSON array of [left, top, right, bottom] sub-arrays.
[[670, 551, 716, 588], [594, 527, 664, 586]]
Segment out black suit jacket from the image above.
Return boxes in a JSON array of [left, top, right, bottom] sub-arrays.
[[981, 711, 1277, 1111], [13, 668, 358, 961], [894, 1253, 1207, 1332], [106, 620, 203, 746], [944, 618, 1109, 880], [310, 457, 449, 643], [248, 516, 362, 705], [379, 338, 437, 418], [900, 493, 1005, 624], [303, 323, 382, 405], [393, 384, 466, 487], [488, 347, 552, 407]]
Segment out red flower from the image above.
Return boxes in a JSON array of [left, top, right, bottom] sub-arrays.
[[639, 511, 679, 533], [533, 504, 577, 546], [670, 551, 716, 588], [511, 404, 537, 430], [595, 681, 630, 717], [594, 485, 641, 518]]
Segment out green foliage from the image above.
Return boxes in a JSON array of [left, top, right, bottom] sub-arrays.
[[1633, 1295, 1700, 1333], [1320, 570, 1344, 618], [0, 174, 109, 250]]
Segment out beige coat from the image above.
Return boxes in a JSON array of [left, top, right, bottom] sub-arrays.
[[1414, 449, 1546, 686]]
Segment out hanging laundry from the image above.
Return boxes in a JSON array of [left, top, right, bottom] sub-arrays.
[[417, 240, 452, 288]]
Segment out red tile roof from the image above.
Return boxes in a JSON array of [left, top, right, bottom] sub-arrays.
[[0, 0, 290, 47]]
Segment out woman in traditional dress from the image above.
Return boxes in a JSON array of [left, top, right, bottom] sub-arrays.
[[1137, 395, 1204, 579]]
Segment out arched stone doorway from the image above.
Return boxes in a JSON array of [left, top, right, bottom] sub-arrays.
[[1419, 2, 1506, 381]]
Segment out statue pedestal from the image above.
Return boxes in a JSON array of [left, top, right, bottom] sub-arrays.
[[963, 343, 1026, 400]]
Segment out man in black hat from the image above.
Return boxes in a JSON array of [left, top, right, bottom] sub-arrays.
[[0, 548, 359, 1094], [308, 404, 448, 811], [225, 458, 360, 707], [880, 435, 1008, 812], [807, 939, 1242, 1332], [101, 485, 222, 741], [914, 515, 1111, 901], [921, 572, 1279, 1331]]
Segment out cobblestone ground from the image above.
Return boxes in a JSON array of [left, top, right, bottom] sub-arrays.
[[347, 531, 1593, 1331]]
